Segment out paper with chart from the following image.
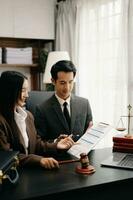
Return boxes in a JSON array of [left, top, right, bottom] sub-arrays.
[[67, 122, 113, 159]]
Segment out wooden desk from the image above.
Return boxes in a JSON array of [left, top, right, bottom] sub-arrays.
[[1, 148, 133, 200]]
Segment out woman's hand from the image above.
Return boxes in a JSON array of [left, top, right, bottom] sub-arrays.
[[40, 157, 59, 169], [57, 136, 75, 150], [55, 134, 68, 142]]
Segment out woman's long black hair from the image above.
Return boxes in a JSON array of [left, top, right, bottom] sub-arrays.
[[0, 71, 27, 122]]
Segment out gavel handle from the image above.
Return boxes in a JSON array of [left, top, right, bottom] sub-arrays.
[[59, 159, 79, 165]]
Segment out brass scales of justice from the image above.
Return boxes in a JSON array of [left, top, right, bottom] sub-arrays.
[[116, 104, 133, 138]]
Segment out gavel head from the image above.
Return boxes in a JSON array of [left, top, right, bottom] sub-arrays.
[[80, 153, 89, 169]]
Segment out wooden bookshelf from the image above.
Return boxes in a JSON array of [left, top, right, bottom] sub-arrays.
[[0, 64, 38, 68], [0, 37, 54, 90]]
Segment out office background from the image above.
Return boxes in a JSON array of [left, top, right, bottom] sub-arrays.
[[0, 0, 133, 148]]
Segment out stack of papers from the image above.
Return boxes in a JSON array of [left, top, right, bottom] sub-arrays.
[[67, 122, 113, 159], [5, 47, 32, 64]]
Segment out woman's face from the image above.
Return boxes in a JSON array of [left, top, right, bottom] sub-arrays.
[[17, 79, 29, 107]]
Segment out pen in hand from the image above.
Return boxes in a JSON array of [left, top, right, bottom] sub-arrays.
[[69, 134, 80, 142]]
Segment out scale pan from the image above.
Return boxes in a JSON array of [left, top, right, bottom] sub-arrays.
[[116, 127, 126, 131]]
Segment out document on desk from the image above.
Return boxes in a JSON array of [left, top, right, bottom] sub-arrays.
[[67, 122, 112, 159]]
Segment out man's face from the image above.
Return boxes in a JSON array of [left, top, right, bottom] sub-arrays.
[[52, 71, 74, 100]]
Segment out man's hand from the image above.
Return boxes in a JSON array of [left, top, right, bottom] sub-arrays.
[[88, 121, 93, 128]]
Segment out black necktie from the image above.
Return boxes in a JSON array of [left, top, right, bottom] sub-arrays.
[[63, 102, 71, 129]]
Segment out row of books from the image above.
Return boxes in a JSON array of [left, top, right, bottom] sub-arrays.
[[0, 47, 33, 64], [113, 133, 133, 153]]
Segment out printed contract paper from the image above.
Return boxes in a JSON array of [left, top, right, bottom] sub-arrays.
[[67, 122, 112, 159]]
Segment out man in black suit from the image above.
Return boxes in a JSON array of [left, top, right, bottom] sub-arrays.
[[35, 60, 93, 141]]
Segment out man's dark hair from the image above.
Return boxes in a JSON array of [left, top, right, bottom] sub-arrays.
[[50, 60, 76, 80], [0, 71, 27, 121]]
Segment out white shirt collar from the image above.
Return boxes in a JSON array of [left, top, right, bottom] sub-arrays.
[[55, 93, 71, 106], [15, 106, 27, 120]]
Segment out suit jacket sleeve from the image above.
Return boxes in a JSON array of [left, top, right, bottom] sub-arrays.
[[85, 99, 93, 131], [34, 105, 49, 139], [0, 113, 58, 167]]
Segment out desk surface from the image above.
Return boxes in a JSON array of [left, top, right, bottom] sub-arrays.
[[1, 148, 133, 200]]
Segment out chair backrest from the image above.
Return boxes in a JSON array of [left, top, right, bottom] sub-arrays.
[[26, 90, 54, 116]]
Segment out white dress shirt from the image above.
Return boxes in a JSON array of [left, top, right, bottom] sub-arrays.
[[55, 93, 71, 116], [14, 106, 29, 148]]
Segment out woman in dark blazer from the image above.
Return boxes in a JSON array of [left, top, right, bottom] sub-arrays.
[[0, 71, 74, 169]]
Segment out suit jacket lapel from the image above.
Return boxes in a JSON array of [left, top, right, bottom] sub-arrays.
[[52, 95, 70, 131], [70, 94, 77, 130], [25, 118, 31, 151], [13, 122, 27, 153]]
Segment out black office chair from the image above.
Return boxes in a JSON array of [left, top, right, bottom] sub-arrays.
[[26, 90, 54, 117]]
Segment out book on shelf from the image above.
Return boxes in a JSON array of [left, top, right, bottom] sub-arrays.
[[113, 134, 133, 144], [113, 141, 133, 148], [113, 145, 133, 153]]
